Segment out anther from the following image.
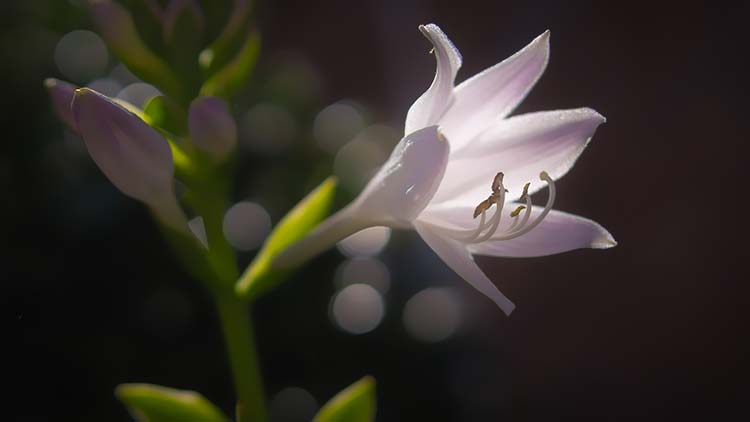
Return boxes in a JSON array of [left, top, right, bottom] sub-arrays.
[[510, 205, 526, 218], [520, 182, 530, 200], [491, 172, 504, 193], [473, 198, 491, 219], [438, 170, 556, 245], [437, 129, 448, 143]]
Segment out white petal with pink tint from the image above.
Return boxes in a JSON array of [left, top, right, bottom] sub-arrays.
[[431, 108, 605, 206], [439, 31, 550, 152], [276, 24, 614, 314], [404, 24, 462, 135], [414, 220, 516, 315]]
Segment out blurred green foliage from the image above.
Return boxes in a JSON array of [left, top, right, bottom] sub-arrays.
[[314, 376, 376, 422], [116, 383, 229, 422]]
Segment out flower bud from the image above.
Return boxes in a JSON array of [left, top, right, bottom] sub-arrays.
[[89, 0, 183, 100], [188, 96, 237, 160], [163, 0, 204, 44], [44, 78, 77, 131], [72, 87, 188, 232]]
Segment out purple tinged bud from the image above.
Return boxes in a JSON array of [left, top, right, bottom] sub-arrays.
[[72, 87, 188, 232], [44, 78, 78, 131], [188, 96, 237, 160], [163, 0, 204, 43]]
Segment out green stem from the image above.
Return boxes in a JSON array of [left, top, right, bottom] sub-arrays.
[[216, 293, 268, 422]]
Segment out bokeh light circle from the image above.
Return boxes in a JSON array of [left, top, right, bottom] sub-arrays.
[[223, 201, 272, 251], [54, 30, 109, 82], [269, 387, 318, 422], [403, 288, 461, 343], [331, 284, 384, 335]]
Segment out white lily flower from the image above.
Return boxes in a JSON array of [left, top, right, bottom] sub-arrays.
[[278, 24, 616, 314]]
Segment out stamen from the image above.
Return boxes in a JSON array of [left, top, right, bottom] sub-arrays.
[[520, 182, 530, 200], [509, 205, 526, 218], [470, 196, 504, 243], [493, 171, 556, 241], [507, 214, 522, 232], [468, 209, 487, 240], [430, 171, 556, 246], [437, 129, 448, 143], [473, 197, 492, 219], [491, 172, 504, 193], [513, 192, 533, 233]]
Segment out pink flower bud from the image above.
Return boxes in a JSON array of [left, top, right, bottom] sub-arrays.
[[188, 96, 237, 160], [72, 88, 188, 232], [44, 78, 77, 131]]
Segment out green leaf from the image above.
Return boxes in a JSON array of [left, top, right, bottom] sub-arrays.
[[90, 0, 185, 102], [199, 0, 253, 76], [116, 383, 229, 422], [314, 377, 376, 422], [200, 30, 261, 99], [235, 177, 337, 301]]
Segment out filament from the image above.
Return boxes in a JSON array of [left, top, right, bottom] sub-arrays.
[[463, 171, 556, 244]]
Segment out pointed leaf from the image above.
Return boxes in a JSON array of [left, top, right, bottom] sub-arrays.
[[199, 0, 253, 75], [200, 30, 260, 99], [236, 177, 337, 300], [314, 377, 376, 422], [89, 0, 185, 102], [116, 383, 228, 422]]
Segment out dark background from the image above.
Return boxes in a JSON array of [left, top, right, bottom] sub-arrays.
[[3, 0, 747, 421]]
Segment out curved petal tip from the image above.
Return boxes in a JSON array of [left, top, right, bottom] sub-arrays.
[[592, 228, 617, 249]]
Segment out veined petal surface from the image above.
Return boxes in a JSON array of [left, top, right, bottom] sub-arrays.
[[431, 108, 605, 207], [439, 31, 550, 152]]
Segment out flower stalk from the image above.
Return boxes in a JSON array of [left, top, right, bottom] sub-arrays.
[[215, 293, 267, 422]]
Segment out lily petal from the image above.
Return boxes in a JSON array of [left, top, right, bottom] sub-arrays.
[[468, 206, 616, 257], [439, 31, 550, 151], [421, 203, 616, 257], [414, 220, 516, 315], [431, 108, 605, 207], [355, 125, 450, 224], [276, 126, 450, 269], [404, 24, 462, 135]]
